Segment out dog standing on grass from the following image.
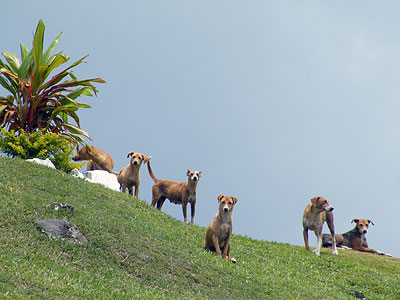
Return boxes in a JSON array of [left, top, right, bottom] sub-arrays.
[[147, 159, 201, 223], [302, 196, 338, 256], [205, 195, 238, 262], [322, 219, 391, 256], [117, 152, 151, 197], [73, 145, 116, 174]]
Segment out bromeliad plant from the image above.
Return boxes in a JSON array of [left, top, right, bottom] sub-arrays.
[[0, 19, 105, 145]]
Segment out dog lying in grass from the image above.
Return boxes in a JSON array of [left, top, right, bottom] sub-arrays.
[[322, 219, 391, 256]]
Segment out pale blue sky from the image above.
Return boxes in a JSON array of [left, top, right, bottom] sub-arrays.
[[2, 1, 400, 257]]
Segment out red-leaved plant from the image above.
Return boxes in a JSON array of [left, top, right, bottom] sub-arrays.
[[0, 19, 105, 145]]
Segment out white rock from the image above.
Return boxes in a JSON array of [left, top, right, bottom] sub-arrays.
[[85, 170, 120, 191], [26, 158, 56, 169], [70, 168, 85, 179]]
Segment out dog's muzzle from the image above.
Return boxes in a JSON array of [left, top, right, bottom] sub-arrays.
[[223, 207, 229, 212], [325, 206, 334, 212]]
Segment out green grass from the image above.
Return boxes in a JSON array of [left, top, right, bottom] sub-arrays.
[[0, 156, 399, 299]]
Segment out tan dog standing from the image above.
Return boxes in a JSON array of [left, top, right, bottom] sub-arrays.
[[73, 146, 116, 174], [147, 159, 201, 223], [322, 219, 391, 256], [117, 152, 151, 197], [302, 196, 337, 256], [205, 195, 238, 262]]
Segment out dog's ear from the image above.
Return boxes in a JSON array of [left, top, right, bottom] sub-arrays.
[[198, 171, 202, 177], [351, 219, 359, 224], [217, 195, 224, 203], [310, 196, 320, 206], [368, 220, 375, 226], [232, 197, 238, 204], [187, 169, 191, 176], [127, 152, 135, 158]]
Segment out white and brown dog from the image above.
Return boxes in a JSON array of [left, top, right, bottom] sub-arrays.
[[205, 195, 238, 262], [323, 219, 391, 256], [302, 196, 337, 256], [147, 159, 201, 223], [117, 152, 151, 197]]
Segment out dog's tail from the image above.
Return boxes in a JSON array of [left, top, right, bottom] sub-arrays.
[[147, 159, 158, 183]]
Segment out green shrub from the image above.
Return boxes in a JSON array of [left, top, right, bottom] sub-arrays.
[[0, 128, 83, 173]]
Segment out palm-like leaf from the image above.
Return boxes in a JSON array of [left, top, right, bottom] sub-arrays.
[[0, 19, 104, 145]]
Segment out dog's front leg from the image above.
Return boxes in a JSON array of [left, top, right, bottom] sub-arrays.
[[222, 236, 231, 261], [326, 212, 338, 255], [212, 235, 222, 258], [182, 202, 188, 223], [313, 230, 323, 256], [331, 235, 338, 255], [190, 201, 195, 224]]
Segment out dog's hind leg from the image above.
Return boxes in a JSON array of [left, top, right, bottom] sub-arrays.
[[134, 183, 139, 198], [313, 230, 323, 256], [303, 229, 310, 252], [156, 197, 166, 210], [151, 187, 159, 206]]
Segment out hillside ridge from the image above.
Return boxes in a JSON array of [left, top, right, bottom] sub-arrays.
[[0, 156, 399, 300]]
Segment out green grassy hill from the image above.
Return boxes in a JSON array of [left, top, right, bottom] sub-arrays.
[[0, 156, 399, 299]]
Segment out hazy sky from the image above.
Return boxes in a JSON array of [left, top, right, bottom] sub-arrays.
[[2, 1, 400, 257]]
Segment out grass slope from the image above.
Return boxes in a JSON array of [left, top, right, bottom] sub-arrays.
[[0, 156, 399, 300]]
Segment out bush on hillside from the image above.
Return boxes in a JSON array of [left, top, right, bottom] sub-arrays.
[[0, 128, 83, 173]]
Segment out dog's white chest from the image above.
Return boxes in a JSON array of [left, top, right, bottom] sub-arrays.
[[303, 217, 322, 231], [219, 223, 231, 241]]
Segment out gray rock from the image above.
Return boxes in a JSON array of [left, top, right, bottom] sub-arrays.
[[36, 219, 87, 244]]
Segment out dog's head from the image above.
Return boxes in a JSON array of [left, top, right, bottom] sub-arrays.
[[127, 152, 151, 166], [310, 196, 334, 212], [352, 219, 374, 234], [217, 195, 238, 213], [72, 145, 92, 161], [186, 170, 202, 182]]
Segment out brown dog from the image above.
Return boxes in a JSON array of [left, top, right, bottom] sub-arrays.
[[322, 219, 391, 256], [73, 146, 116, 174], [147, 159, 201, 223], [302, 196, 337, 256], [205, 195, 238, 262], [117, 152, 151, 197]]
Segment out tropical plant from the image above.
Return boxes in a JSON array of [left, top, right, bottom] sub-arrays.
[[0, 19, 105, 145], [0, 128, 84, 173]]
